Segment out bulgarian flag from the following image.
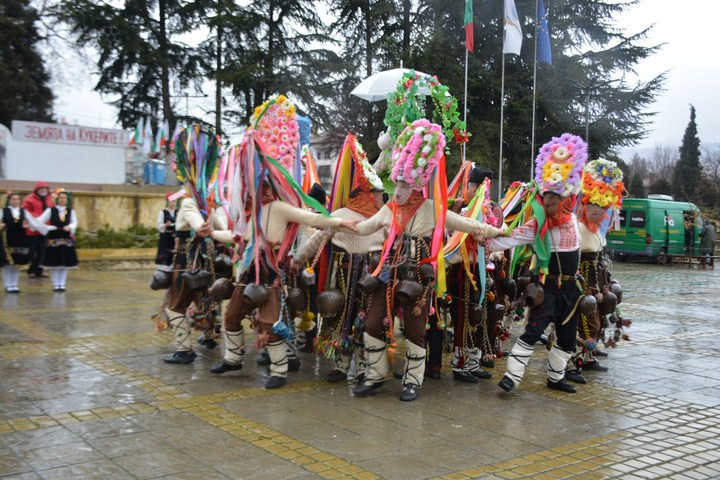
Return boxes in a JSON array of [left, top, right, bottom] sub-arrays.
[[464, 0, 474, 52], [129, 117, 143, 147]]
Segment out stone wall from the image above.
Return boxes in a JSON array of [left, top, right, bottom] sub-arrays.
[[0, 189, 167, 230]]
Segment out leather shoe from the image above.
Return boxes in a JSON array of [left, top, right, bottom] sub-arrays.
[[594, 349, 609, 357], [198, 336, 218, 350], [583, 360, 609, 372], [470, 369, 492, 379], [481, 358, 495, 368], [565, 369, 587, 384], [353, 381, 384, 397], [453, 371, 479, 383], [163, 351, 196, 364], [547, 379, 577, 393], [210, 360, 243, 374], [288, 357, 301, 372], [393, 370, 403, 379], [265, 376, 287, 389], [399, 384, 420, 401], [498, 376, 515, 392], [256, 350, 270, 366], [327, 369, 347, 382]]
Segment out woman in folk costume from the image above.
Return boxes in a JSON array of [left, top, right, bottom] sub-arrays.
[[489, 133, 588, 394], [36, 190, 78, 292], [207, 95, 357, 388], [565, 159, 625, 383], [444, 165, 496, 383], [351, 120, 503, 401], [294, 133, 386, 383], [154, 192, 179, 271], [161, 125, 228, 365], [1, 192, 51, 293]]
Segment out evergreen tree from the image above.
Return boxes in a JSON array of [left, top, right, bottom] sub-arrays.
[[672, 105, 702, 202], [55, 0, 204, 128], [0, 0, 54, 127], [648, 178, 672, 196], [629, 174, 644, 198]]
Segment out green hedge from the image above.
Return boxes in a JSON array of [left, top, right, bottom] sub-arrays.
[[75, 224, 159, 249]]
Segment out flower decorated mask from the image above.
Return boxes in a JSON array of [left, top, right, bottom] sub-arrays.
[[247, 95, 299, 171], [581, 158, 625, 209], [390, 119, 446, 192], [534, 133, 588, 197]]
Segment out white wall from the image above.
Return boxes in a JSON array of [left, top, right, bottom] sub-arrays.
[[5, 121, 129, 184]]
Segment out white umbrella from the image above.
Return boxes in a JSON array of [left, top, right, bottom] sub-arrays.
[[350, 68, 432, 102]]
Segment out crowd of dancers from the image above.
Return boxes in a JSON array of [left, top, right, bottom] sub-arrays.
[[150, 92, 631, 402]]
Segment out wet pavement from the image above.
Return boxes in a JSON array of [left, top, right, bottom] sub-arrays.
[[1, 262, 720, 479]]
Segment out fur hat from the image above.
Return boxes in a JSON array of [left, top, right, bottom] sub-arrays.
[[469, 166, 493, 185], [391, 119, 446, 191], [534, 133, 588, 197], [581, 159, 625, 208], [308, 182, 327, 206]]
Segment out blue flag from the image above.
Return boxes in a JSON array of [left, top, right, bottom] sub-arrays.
[[537, 0, 552, 64]]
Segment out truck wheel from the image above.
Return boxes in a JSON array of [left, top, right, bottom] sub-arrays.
[[656, 248, 668, 265]]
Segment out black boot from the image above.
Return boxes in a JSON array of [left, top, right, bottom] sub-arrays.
[[547, 378, 577, 393], [583, 360, 609, 372], [265, 376, 287, 389], [565, 369, 587, 384], [353, 381, 384, 397], [470, 369, 493, 380], [399, 384, 420, 401], [453, 370, 479, 383], [163, 351, 196, 364], [498, 376, 515, 392], [210, 361, 243, 374], [327, 369, 347, 383]]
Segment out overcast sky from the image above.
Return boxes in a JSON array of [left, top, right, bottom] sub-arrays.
[[49, 0, 720, 160]]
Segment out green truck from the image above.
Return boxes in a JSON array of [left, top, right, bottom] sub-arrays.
[[607, 195, 702, 263]]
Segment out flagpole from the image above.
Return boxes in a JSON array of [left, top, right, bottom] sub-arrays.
[[463, 48, 469, 164], [530, 0, 540, 181], [498, 40, 506, 202]]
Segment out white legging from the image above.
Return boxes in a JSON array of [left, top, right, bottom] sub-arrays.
[[2, 265, 20, 289], [49, 268, 69, 288]]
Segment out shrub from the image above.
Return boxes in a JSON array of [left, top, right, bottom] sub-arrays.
[[75, 224, 159, 249]]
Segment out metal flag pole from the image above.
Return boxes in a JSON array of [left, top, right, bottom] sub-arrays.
[[498, 30, 506, 202], [530, 0, 540, 180], [463, 48, 469, 164]]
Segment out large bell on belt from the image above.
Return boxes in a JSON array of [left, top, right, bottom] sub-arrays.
[[523, 283, 545, 308], [418, 263, 435, 285], [609, 282, 623, 304], [181, 269, 212, 290], [150, 270, 173, 291], [243, 283, 269, 308], [517, 274, 531, 294], [579, 294, 598, 317], [500, 278, 517, 300], [209, 277, 234, 301], [395, 279, 423, 305], [214, 253, 233, 279], [286, 287, 307, 312], [358, 272, 382, 293], [599, 291, 617, 316], [316, 289, 345, 317], [298, 268, 316, 289]]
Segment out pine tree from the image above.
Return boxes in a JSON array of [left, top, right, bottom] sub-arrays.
[[55, 0, 204, 128], [629, 174, 644, 198], [672, 105, 702, 202], [0, 0, 54, 127]]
